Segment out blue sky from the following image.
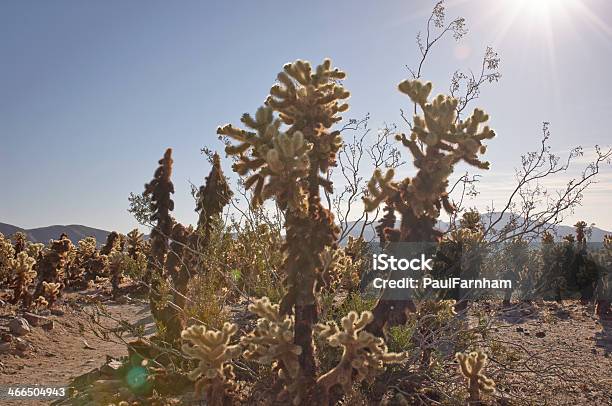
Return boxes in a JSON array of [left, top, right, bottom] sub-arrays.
[[1, 0, 611, 232]]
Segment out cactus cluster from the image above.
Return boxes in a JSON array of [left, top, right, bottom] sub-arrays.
[[183, 297, 404, 405], [33, 235, 73, 300], [141, 147, 233, 344]]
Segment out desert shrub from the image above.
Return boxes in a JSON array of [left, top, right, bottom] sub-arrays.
[[183, 272, 230, 331], [204, 213, 285, 303], [121, 252, 147, 281]]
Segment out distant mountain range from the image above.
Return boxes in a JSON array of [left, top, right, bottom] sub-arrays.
[[344, 212, 611, 243], [0, 222, 112, 245], [1, 211, 610, 246]]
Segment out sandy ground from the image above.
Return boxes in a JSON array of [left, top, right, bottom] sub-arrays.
[[0, 288, 610, 405], [0, 288, 153, 406], [482, 301, 612, 405]]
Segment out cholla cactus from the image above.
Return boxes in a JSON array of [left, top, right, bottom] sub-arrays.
[[220, 107, 311, 214], [181, 322, 241, 405], [10, 251, 37, 306], [320, 246, 361, 293], [78, 237, 97, 259], [33, 295, 48, 309], [363, 80, 495, 335], [34, 236, 73, 298], [42, 281, 61, 308], [126, 229, 145, 260], [144, 148, 175, 324], [25, 242, 44, 260], [162, 223, 191, 343], [162, 153, 232, 344], [460, 210, 484, 233], [541, 231, 555, 245], [364, 80, 494, 230], [315, 311, 405, 403], [195, 152, 233, 243], [12, 231, 28, 255], [75, 236, 105, 283], [0, 233, 16, 283], [436, 224, 485, 311], [455, 350, 495, 403], [100, 231, 121, 256], [109, 251, 125, 298], [574, 220, 588, 246], [219, 59, 348, 382], [241, 297, 303, 404]]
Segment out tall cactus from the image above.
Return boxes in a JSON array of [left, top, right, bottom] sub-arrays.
[[219, 58, 349, 386], [143, 148, 175, 326], [142, 149, 233, 344], [363, 80, 495, 335]]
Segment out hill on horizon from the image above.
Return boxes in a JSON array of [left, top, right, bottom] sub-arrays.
[[345, 212, 611, 243], [2, 211, 610, 246], [0, 222, 112, 245]]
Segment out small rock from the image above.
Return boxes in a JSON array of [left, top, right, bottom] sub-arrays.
[[535, 331, 546, 338], [9, 317, 31, 336], [82, 339, 96, 350], [42, 321, 55, 331], [23, 312, 48, 327], [100, 359, 123, 376], [591, 348, 598, 355], [115, 296, 128, 305], [1, 333, 13, 343], [50, 308, 65, 316], [38, 309, 51, 316], [0, 342, 11, 353], [523, 332, 530, 336], [516, 327, 524, 333]]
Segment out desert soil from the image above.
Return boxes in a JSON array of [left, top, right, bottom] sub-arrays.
[[0, 288, 610, 406], [0, 286, 154, 406]]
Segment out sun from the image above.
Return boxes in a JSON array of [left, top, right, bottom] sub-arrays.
[[502, 0, 581, 19], [525, 0, 569, 17]]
